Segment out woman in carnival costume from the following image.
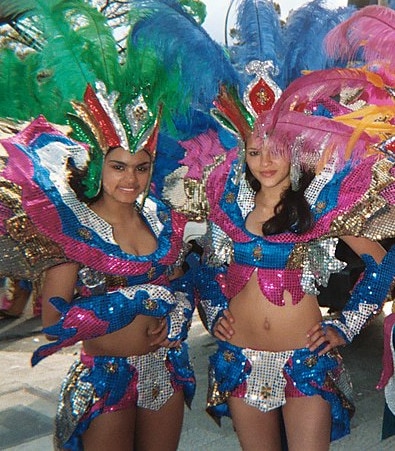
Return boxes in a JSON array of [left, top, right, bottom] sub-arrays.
[[0, 0, 236, 448], [170, 4, 395, 449]]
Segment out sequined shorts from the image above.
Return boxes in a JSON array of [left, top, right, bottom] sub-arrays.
[[55, 343, 195, 450], [207, 341, 354, 442]]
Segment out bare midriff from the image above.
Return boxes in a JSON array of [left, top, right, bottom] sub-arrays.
[[227, 271, 322, 351], [82, 314, 164, 357]]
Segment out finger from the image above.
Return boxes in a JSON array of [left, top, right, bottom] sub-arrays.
[[214, 331, 230, 341], [306, 322, 323, 338], [168, 340, 182, 348], [215, 318, 234, 339], [307, 329, 328, 350], [158, 339, 181, 348], [307, 322, 326, 340], [150, 318, 167, 335], [150, 327, 168, 346], [214, 324, 231, 341], [223, 309, 235, 323]]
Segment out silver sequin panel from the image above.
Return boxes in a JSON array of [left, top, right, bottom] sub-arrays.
[[129, 347, 174, 411], [242, 348, 293, 412]]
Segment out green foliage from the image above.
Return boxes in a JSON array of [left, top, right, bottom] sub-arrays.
[[179, 0, 207, 24]]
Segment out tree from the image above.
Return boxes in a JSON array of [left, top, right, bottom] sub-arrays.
[[348, 0, 388, 7]]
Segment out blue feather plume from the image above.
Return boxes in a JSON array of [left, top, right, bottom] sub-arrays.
[[228, 0, 284, 91], [127, 0, 240, 123], [280, 0, 356, 88]]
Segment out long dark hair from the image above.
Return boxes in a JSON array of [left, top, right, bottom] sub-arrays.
[[245, 164, 314, 235], [67, 161, 100, 204]]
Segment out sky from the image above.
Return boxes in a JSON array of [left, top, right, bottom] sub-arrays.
[[202, 0, 348, 42]]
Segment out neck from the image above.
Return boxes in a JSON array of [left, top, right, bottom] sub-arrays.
[[255, 191, 280, 209], [90, 198, 138, 224], [254, 180, 290, 208]]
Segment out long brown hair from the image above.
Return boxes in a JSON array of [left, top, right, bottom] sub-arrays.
[[245, 164, 314, 235]]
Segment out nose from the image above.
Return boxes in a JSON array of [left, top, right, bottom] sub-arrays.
[[125, 168, 139, 186], [260, 149, 272, 166]]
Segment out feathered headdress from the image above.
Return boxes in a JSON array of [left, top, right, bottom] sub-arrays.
[[0, 0, 213, 198], [253, 65, 395, 174], [212, 2, 395, 177], [210, 0, 357, 145], [69, 82, 162, 198], [325, 5, 395, 68], [226, 0, 356, 91], [126, 0, 240, 139], [211, 60, 281, 142]]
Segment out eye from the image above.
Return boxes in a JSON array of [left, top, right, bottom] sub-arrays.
[[111, 163, 125, 171], [136, 163, 150, 172], [247, 149, 260, 157]]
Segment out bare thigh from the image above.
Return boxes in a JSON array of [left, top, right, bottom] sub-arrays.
[[282, 395, 331, 451], [228, 397, 283, 451], [135, 390, 185, 451], [82, 407, 136, 451]]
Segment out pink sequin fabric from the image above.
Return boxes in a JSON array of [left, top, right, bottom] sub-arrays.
[[204, 146, 395, 306]]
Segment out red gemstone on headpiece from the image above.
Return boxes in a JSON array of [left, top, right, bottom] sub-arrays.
[[249, 78, 276, 115]]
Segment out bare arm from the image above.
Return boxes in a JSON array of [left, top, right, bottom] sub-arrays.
[[41, 262, 80, 330], [340, 235, 387, 264]]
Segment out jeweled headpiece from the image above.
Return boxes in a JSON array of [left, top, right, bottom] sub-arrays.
[[68, 81, 161, 198], [211, 60, 281, 142]]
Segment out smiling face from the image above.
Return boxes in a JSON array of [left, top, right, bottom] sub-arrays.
[[100, 147, 152, 205], [245, 133, 290, 194]]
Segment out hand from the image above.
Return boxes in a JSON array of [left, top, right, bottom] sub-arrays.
[[149, 318, 182, 349], [213, 309, 235, 341], [306, 322, 346, 356], [158, 338, 182, 349], [149, 318, 168, 347]]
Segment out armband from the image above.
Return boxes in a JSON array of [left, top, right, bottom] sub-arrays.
[[197, 264, 229, 334], [323, 246, 395, 343], [32, 284, 177, 366], [167, 291, 194, 341]]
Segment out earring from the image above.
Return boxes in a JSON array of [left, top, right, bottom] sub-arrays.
[[290, 137, 303, 191], [290, 161, 301, 191]]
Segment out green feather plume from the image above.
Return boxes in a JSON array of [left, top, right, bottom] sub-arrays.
[[0, 0, 120, 124]]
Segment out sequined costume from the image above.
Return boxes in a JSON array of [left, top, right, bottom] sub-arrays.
[[207, 341, 354, 441], [55, 345, 194, 450], [194, 134, 395, 441], [0, 117, 196, 449]]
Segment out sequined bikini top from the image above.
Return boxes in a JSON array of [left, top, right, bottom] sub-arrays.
[[205, 152, 395, 306]]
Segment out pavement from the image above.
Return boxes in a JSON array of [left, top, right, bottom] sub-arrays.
[[1, 300, 395, 451]]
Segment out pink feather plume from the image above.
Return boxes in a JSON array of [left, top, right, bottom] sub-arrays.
[[324, 5, 395, 66]]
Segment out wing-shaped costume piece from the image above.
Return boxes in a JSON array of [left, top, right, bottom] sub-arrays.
[[0, 115, 196, 365], [0, 116, 186, 280]]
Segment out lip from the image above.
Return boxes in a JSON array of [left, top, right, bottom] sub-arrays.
[[119, 187, 137, 192], [259, 170, 277, 177]]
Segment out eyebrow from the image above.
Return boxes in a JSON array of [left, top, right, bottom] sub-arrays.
[[107, 159, 151, 165], [108, 159, 126, 164]]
